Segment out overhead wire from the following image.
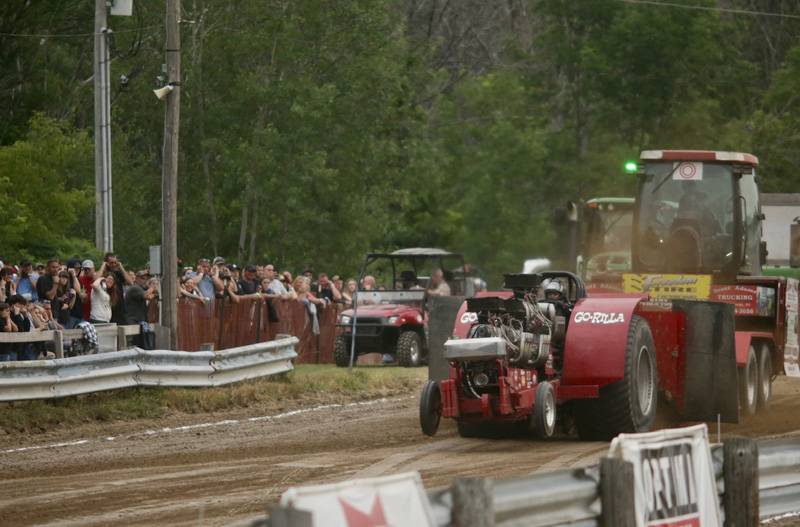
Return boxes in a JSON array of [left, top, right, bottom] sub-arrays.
[[617, 0, 800, 20], [0, 24, 162, 39]]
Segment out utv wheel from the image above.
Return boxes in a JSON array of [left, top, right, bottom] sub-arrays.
[[739, 345, 758, 416], [532, 381, 557, 439], [333, 335, 352, 368], [419, 381, 442, 436], [397, 331, 422, 367], [576, 315, 658, 440], [758, 344, 773, 411]]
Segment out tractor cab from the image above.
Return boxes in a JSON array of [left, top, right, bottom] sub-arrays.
[[577, 197, 634, 291], [631, 150, 763, 282]]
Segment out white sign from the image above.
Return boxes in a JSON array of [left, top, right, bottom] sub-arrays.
[[608, 424, 719, 527], [573, 311, 625, 324], [280, 471, 436, 527], [672, 162, 703, 181]]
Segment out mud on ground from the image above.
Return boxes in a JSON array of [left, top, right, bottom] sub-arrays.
[[1, 377, 798, 526]]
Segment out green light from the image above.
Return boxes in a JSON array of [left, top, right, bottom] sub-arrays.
[[624, 161, 638, 173]]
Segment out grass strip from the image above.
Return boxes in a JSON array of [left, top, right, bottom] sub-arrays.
[[0, 365, 427, 435]]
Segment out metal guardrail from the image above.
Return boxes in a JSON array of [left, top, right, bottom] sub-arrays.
[[0, 337, 298, 401], [422, 437, 800, 527]]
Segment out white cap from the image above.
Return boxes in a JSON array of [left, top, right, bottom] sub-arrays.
[[81, 259, 95, 269]]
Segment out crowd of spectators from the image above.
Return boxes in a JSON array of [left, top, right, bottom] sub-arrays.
[[0, 253, 157, 361], [0, 251, 458, 359]]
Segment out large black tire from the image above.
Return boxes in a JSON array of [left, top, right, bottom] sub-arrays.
[[574, 315, 658, 441], [333, 335, 352, 368], [396, 331, 422, 367], [532, 381, 557, 439], [739, 345, 758, 416], [757, 343, 773, 411], [420, 381, 442, 436]]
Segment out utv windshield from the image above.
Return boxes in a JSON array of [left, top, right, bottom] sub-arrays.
[[636, 162, 735, 273], [584, 203, 633, 275]]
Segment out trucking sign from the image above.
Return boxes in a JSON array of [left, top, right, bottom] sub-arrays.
[[608, 425, 719, 527]]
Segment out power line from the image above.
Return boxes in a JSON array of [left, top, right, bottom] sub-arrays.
[[618, 0, 800, 20], [0, 25, 161, 39]]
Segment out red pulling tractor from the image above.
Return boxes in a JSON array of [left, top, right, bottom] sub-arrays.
[[421, 150, 799, 440]]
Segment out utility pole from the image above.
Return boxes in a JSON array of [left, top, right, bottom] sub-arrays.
[[94, 0, 113, 252], [161, 0, 181, 349]]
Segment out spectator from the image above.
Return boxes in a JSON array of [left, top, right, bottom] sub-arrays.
[[8, 295, 35, 360], [237, 265, 262, 298], [332, 275, 344, 297], [0, 266, 16, 301], [66, 266, 84, 328], [90, 273, 117, 324], [34, 263, 45, 275], [263, 264, 289, 297], [0, 302, 17, 361], [53, 270, 77, 327], [212, 256, 226, 273], [191, 258, 223, 300], [79, 260, 96, 321], [15, 260, 38, 302], [294, 276, 324, 335], [125, 270, 155, 325], [36, 259, 60, 313], [228, 264, 241, 282], [427, 268, 451, 296], [99, 252, 133, 324], [341, 279, 357, 307], [218, 265, 239, 301], [361, 275, 377, 291], [311, 273, 341, 305], [180, 275, 206, 301]]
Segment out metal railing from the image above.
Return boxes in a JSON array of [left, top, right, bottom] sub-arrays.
[[0, 323, 144, 358], [0, 337, 298, 401], [419, 436, 800, 527]]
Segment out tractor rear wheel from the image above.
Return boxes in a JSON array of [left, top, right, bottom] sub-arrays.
[[419, 381, 442, 436], [397, 331, 422, 367], [333, 335, 352, 368], [532, 381, 557, 439], [757, 343, 773, 411], [575, 315, 657, 440], [739, 345, 758, 416]]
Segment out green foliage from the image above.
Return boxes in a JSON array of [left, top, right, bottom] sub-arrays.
[[2, 1, 800, 278]]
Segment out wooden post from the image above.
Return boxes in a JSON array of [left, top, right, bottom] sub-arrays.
[[600, 457, 636, 527], [452, 477, 494, 527], [53, 330, 64, 359], [723, 436, 759, 527], [160, 0, 180, 350]]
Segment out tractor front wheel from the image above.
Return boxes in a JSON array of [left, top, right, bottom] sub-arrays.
[[739, 345, 758, 416], [532, 381, 557, 439], [334, 335, 352, 368], [419, 381, 442, 436], [397, 331, 422, 367]]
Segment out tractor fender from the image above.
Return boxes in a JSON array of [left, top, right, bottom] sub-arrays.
[[451, 291, 513, 338], [562, 296, 646, 386], [734, 331, 775, 366]]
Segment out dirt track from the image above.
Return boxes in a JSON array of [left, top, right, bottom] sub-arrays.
[[2, 378, 800, 526]]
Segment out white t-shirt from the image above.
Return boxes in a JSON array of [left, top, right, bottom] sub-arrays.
[[91, 284, 112, 322]]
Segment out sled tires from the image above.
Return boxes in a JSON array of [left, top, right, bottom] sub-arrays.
[[420, 381, 442, 436], [531, 381, 557, 439], [575, 315, 658, 441], [739, 345, 758, 416], [334, 335, 352, 368], [758, 343, 773, 411], [397, 331, 422, 367]]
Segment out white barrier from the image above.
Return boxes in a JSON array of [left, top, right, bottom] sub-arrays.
[[0, 337, 298, 401]]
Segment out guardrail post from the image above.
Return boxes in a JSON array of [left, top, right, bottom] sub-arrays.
[[600, 457, 636, 527], [268, 505, 312, 527], [452, 477, 493, 527], [723, 436, 758, 526], [155, 324, 172, 350], [117, 326, 127, 350], [53, 330, 64, 359]]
